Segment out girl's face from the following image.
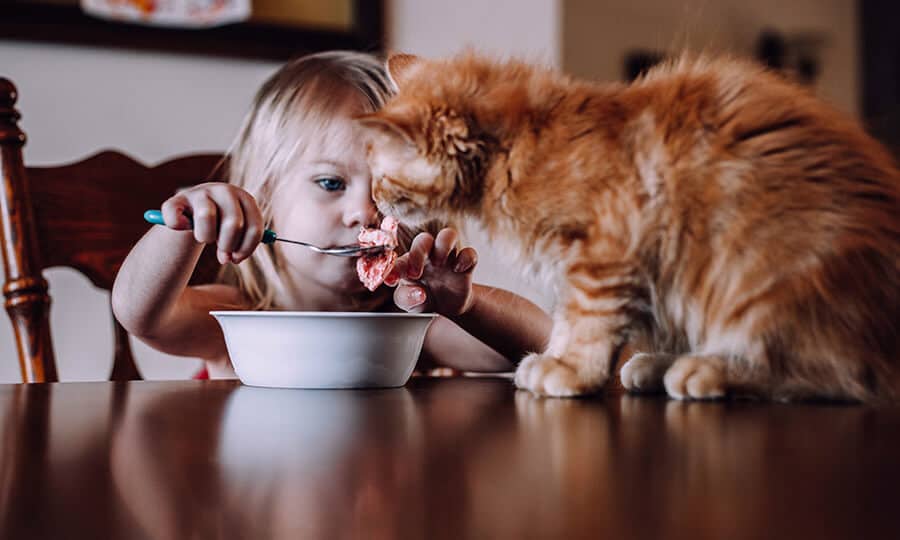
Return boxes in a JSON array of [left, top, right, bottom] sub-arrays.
[[269, 100, 384, 303]]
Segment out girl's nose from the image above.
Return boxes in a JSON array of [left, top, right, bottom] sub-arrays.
[[344, 192, 379, 229]]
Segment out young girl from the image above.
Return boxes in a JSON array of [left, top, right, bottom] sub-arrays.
[[111, 51, 550, 378]]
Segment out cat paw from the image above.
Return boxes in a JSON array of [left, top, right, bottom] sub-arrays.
[[620, 353, 672, 393], [514, 353, 603, 397], [663, 355, 726, 400]]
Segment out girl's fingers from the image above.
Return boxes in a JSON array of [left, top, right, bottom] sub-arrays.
[[188, 194, 218, 245], [454, 246, 478, 273], [207, 186, 245, 256], [385, 254, 409, 286], [160, 195, 193, 230], [159, 184, 261, 265], [233, 192, 264, 262], [407, 233, 434, 279], [432, 228, 458, 267], [216, 248, 231, 265], [394, 281, 428, 313]]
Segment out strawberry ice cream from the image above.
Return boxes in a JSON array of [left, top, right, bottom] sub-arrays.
[[356, 216, 399, 291]]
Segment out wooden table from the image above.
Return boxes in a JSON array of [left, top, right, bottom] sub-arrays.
[[2, 377, 899, 539]]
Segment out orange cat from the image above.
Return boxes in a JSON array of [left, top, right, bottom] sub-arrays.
[[358, 52, 900, 402]]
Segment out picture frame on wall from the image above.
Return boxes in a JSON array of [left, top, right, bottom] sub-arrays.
[[0, 0, 384, 60]]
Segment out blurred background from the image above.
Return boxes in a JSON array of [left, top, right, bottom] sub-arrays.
[[0, 0, 896, 382]]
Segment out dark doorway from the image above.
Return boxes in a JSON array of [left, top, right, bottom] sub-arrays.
[[860, 0, 900, 158]]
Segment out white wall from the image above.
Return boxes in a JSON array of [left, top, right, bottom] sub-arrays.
[[0, 0, 561, 382], [388, 0, 560, 65]]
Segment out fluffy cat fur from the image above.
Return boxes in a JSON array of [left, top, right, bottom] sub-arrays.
[[358, 52, 900, 402]]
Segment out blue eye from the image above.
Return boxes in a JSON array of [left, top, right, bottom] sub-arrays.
[[315, 177, 346, 192]]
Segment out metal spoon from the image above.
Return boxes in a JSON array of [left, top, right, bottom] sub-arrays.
[[143, 210, 387, 257]]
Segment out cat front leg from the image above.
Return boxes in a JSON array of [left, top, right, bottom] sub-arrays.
[[514, 311, 591, 396], [620, 352, 677, 393], [663, 355, 728, 399], [514, 313, 617, 397], [515, 272, 639, 396], [662, 349, 781, 400]]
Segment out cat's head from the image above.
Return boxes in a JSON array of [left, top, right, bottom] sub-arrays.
[[357, 53, 502, 227]]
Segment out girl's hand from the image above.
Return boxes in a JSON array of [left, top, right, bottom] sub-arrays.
[[160, 183, 264, 265], [386, 229, 478, 316]]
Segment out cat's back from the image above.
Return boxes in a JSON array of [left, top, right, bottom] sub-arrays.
[[632, 55, 898, 183], [623, 55, 900, 245]]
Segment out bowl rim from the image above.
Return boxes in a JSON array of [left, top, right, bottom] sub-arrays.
[[209, 310, 436, 319]]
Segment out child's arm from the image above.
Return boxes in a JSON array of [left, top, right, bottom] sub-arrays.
[[388, 229, 551, 370], [111, 183, 262, 360], [417, 315, 517, 372], [448, 284, 550, 362]]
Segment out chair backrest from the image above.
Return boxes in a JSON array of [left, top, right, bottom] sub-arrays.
[[0, 77, 222, 383]]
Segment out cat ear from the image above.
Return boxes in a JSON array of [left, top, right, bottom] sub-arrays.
[[386, 53, 422, 91], [356, 112, 416, 147], [434, 110, 477, 156]]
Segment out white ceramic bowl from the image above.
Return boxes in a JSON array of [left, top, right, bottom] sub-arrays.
[[210, 311, 436, 389]]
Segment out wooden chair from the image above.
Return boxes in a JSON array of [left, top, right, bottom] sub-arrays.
[[0, 77, 221, 383]]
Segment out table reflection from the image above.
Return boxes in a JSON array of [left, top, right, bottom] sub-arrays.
[[1, 378, 899, 540], [110, 379, 511, 539]]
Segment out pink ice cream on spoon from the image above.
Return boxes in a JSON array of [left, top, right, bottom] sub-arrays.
[[356, 216, 399, 291]]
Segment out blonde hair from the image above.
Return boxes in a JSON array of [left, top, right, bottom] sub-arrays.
[[223, 51, 394, 309]]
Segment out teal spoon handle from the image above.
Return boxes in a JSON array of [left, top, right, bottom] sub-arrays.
[[143, 209, 277, 244]]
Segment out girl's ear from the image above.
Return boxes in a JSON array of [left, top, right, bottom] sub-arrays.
[[356, 112, 416, 147], [386, 53, 422, 91]]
